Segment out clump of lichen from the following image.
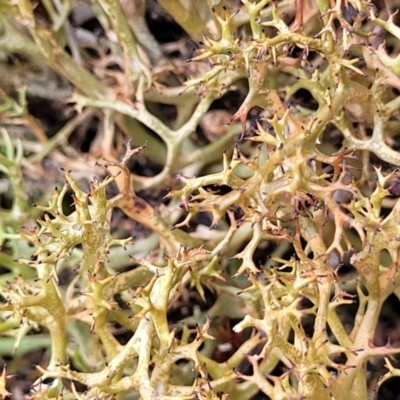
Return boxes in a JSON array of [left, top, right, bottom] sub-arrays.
[[2, 0, 400, 399]]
